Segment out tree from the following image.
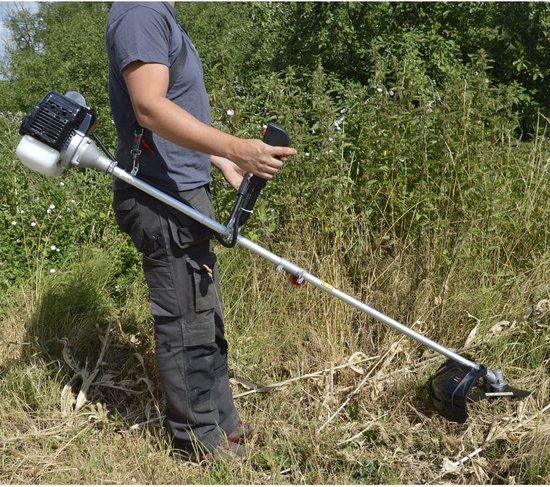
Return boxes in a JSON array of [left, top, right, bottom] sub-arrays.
[[1, 1, 548, 131]]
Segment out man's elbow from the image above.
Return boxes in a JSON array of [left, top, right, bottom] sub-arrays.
[[132, 99, 160, 131]]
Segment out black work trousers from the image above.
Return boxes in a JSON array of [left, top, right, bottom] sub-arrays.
[[113, 185, 240, 452]]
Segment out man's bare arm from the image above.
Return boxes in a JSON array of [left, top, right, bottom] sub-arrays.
[[123, 61, 296, 180]]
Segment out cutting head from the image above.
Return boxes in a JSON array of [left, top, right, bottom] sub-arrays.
[[429, 358, 487, 422], [429, 357, 532, 423]]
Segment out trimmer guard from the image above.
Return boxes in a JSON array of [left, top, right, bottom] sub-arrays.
[[429, 359, 487, 423]]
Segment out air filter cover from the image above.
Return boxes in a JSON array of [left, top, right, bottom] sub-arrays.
[[19, 91, 95, 152]]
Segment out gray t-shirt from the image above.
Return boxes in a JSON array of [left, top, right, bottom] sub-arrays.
[[106, 2, 212, 192]]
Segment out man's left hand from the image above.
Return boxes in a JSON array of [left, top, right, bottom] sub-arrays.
[[211, 155, 246, 190]]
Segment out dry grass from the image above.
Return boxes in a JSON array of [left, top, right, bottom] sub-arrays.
[[1, 230, 549, 484]]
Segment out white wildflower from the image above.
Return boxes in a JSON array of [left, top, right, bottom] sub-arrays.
[[11, 221, 16, 226], [426, 100, 435, 113], [31, 221, 37, 227], [49, 268, 56, 274], [50, 245, 57, 251], [226, 109, 235, 117]]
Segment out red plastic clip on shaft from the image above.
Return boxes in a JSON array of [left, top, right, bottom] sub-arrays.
[[290, 274, 306, 287]]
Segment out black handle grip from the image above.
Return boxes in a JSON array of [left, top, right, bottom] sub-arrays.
[[247, 122, 290, 190], [239, 123, 289, 226], [217, 123, 290, 248], [262, 122, 290, 148]]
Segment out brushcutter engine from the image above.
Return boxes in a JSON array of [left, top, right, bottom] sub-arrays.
[[19, 91, 95, 152], [17, 91, 100, 177]]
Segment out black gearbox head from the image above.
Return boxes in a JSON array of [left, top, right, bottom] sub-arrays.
[[429, 358, 487, 423]]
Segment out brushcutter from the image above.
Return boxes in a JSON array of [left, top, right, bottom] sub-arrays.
[[16, 91, 531, 423]]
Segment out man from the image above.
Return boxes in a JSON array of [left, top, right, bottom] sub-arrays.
[[105, 2, 296, 462]]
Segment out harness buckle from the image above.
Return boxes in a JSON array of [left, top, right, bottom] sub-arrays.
[[130, 127, 144, 176]]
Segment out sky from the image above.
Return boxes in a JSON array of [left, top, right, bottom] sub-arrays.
[[0, 1, 39, 62], [0, 2, 12, 59]]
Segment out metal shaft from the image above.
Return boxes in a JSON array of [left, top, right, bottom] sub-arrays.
[[109, 163, 479, 371]]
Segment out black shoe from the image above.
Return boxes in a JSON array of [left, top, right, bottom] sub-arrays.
[[206, 440, 248, 463]]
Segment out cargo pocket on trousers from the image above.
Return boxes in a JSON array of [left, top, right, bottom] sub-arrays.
[[166, 206, 214, 252], [114, 197, 145, 252], [143, 255, 180, 318], [183, 251, 217, 346]]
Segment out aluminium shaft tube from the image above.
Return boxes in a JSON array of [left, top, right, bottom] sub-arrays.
[[109, 164, 479, 371]]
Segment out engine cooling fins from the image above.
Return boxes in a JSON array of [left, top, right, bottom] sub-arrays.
[[429, 357, 532, 423]]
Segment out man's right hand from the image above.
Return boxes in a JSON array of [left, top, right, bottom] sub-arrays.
[[230, 138, 296, 180]]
